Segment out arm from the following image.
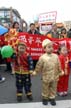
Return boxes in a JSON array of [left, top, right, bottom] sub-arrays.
[[57, 56, 64, 76], [33, 56, 43, 75], [28, 55, 34, 73]]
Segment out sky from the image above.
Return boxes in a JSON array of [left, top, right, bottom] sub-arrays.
[[0, 0, 71, 23]]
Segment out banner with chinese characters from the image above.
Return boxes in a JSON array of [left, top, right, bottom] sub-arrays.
[[18, 33, 71, 60], [18, 33, 46, 60], [1, 32, 71, 60]]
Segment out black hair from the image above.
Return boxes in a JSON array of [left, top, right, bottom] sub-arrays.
[[57, 46, 61, 55], [61, 28, 66, 34], [30, 23, 35, 27], [12, 21, 19, 28]]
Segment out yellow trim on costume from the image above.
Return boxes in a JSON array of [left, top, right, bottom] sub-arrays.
[[15, 71, 30, 74], [16, 93, 23, 96], [26, 92, 32, 96]]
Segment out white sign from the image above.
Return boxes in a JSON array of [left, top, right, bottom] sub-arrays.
[[38, 11, 57, 24]]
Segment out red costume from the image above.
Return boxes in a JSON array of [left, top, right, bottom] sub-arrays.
[[57, 54, 70, 93], [13, 52, 33, 74], [12, 51, 34, 101]]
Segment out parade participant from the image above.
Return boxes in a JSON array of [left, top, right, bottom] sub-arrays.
[[12, 41, 34, 102], [57, 46, 70, 96], [3, 23, 12, 72], [33, 39, 62, 106]]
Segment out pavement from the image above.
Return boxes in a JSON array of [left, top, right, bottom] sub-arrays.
[[0, 65, 71, 108], [0, 100, 71, 108]]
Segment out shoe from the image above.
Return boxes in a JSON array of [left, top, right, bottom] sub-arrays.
[[17, 96, 22, 102], [42, 99, 48, 105], [10, 73, 15, 75], [58, 92, 64, 96], [0, 77, 5, 83], [64, 91, 68, 96], [49, 99, 56, 106], [27, 95, 33, 101]]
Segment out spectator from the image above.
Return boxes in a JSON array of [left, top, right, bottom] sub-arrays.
[[59, 28, 67, 38], [12, 21, 22, 32], [46, 23, 59, 38], [28, 23, 40, 68], [67, 29, 71, 38], [28, 23, 40, 35]]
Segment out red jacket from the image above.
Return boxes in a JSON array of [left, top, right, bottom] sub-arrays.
[[13, 52, 34, 74], [59, 54, 69, 74]]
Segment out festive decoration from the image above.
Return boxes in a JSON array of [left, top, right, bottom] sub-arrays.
[[4, 28, 18, 41], [1, 45, 13, 58], [2, 32, 71, 60], [4, 28, 19, 48]]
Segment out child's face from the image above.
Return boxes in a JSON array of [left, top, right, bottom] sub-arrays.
[[18, 44, 26, 53], [44, 43, 53, 54], [61, 46, 67, 55]]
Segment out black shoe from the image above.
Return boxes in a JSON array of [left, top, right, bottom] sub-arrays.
[[17, 96, 22, 102], [49, 99, 56, 106], [42, 99, 48, 105], [27, 95, 33, 101]]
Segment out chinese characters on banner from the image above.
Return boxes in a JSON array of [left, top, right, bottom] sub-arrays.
[[18, 33, 46, 60], [18, 33, 71, 60]]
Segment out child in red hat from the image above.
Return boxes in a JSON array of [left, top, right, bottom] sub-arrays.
[[12, 41, 34, 102]]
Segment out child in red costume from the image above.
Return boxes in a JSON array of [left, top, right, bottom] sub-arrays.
[[57, 46, 70, 96], [12, 41, 34, 102]]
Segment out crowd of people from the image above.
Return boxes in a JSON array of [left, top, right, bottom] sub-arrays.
[[46, 23, 71, 39], [0, 21, 71, 106]]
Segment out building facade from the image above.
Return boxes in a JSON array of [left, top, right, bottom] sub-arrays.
[[0, 7, 27, 31]]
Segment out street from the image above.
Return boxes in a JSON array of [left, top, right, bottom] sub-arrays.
[[0, 65, 71, 108]]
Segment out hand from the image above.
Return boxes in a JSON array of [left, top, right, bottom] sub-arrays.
[[32, 71, 37, 76], [60, 70, 64, 76]]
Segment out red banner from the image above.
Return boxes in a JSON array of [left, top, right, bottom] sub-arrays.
[[18, 33, 46, 60], [0, 32, 71, 60], [18, 33, 71, 60]]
